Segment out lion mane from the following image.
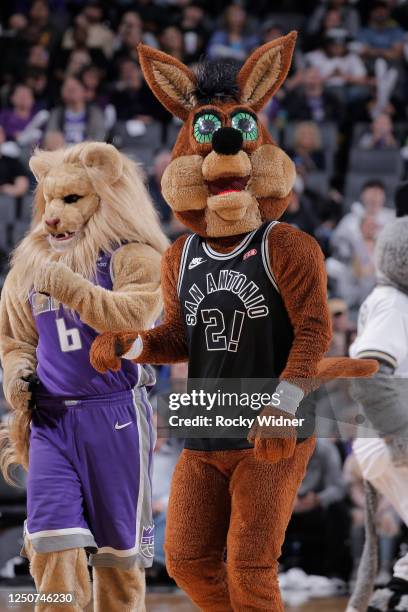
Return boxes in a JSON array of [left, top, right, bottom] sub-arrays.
[[11, 142, 168, 298], [0, 142, 168, 481]]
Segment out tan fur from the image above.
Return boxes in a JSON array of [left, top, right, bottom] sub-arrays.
[[207, 190, 253, 221], [250, 144, 296, 199], [15, 143, 168, 300], [161, 144, 295, 238], [152, 60, 197, 112], [0, 142, 167, 482], [161, 155, 207, 212], [206, 192, 261, 234], [24, 539, 91, 611], [93, 566, 146, 612], [237, 32, 297, 111], [202, 150, 251, 181], [138, 44, 197, 120], [240, 47, 281, 108]]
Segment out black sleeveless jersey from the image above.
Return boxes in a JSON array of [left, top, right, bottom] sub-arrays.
[[178, 221, 294, 379], [177, 221, 295, 451]]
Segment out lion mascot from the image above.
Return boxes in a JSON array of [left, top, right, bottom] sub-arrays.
[[0, 142, 168, 611], [90, 35, 377, 611]]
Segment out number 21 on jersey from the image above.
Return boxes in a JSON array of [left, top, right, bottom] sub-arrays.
[[201, 308, 245, 352]]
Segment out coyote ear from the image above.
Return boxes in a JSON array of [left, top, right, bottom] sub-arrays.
[[238, 31, 297, 112], [138, 43, 197, 120]]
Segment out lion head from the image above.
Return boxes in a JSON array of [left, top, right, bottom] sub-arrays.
[[138, 33, 297, 239], [12, 142, 168, 297]]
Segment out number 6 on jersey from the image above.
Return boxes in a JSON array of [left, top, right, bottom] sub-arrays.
[[56, 318, 82, 352]]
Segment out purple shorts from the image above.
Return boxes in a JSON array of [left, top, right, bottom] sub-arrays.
[[24, 387, 155, 569]]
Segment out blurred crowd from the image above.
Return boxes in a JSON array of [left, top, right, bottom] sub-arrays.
[[0, 0, 408, 595], [0, 0, 406, 313]]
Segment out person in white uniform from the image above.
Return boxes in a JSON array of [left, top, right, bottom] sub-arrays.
[[347, 217, 408, 612]]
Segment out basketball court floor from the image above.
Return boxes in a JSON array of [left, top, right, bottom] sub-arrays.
[[0, 589, 348, 611]]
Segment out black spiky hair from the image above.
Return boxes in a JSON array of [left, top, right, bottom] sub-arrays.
[[193, 59, 241, 105]]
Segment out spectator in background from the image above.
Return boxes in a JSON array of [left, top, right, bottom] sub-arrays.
[[282, 440, 348, 578], [261, 20, 285, 45], [331, 179, 394, 262], [304, 5, 348, 51], [42, 130, 65, 151], [27, 44, 49, 72], [111, 59, 158, 122], [305, 30, 368, 101], [206, 4, 259, 61], [289, 121, 326, 175], [159, 26, 185, 63], [0, 13, 30, 84], [349, 213, 378, 302], [79, 64, 109, 109], [56, 14, 106, 80], [0, 85, 36, 141], [281, 175, 320, 236], [358, 112, 398, 149], [0, 126, 29, 197], [330, 213, 379, 316], [111, 11, 144, 69], [80, 2, 114, 59], [151, 431, 181, 581], [46, 77, 105, 143], [180, 3, 209, 63], [61, 7, 114, 61], [28, 0, 59, 51], [327, 298, 353, 356], [394, 180, 408, 217], [307, 0, 361, 39], [24, 68, 49, 110], [286, 67, 344, 124], [357, 1, 405, 63], [148, 150, 172, 225]]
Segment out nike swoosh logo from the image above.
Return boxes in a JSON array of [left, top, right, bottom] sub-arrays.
[[115, 421, 132, 430], [188, 258, 206, 269]]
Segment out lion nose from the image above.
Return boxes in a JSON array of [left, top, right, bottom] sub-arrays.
[[212, 127, 243, 155], [45, 218, 60, 228]]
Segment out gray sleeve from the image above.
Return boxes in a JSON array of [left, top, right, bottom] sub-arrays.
[[86, 106, 106, 142], [350, 360, 408, 439], [318, 442, 346, 508], [45, 108, 61, 134]]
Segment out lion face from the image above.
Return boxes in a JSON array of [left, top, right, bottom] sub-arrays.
[[42, 164, 100, 251], [14, 142, 168, 299]]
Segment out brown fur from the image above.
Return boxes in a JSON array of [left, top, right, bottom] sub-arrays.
[[165, 437, 315, 611], [138, 44, 197, 120], [91, 36, 378, 609], [237, 32, 297, 111]]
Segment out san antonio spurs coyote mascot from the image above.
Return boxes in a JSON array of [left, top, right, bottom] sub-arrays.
[[0, 143, 167, 610], [91, 35, 376, 611]]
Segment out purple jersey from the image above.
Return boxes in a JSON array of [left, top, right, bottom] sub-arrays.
[[30, 252, 140, 397]]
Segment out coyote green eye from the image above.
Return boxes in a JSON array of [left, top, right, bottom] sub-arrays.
[[193, 113, 222, 144], [231, 111, 258, 141]]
